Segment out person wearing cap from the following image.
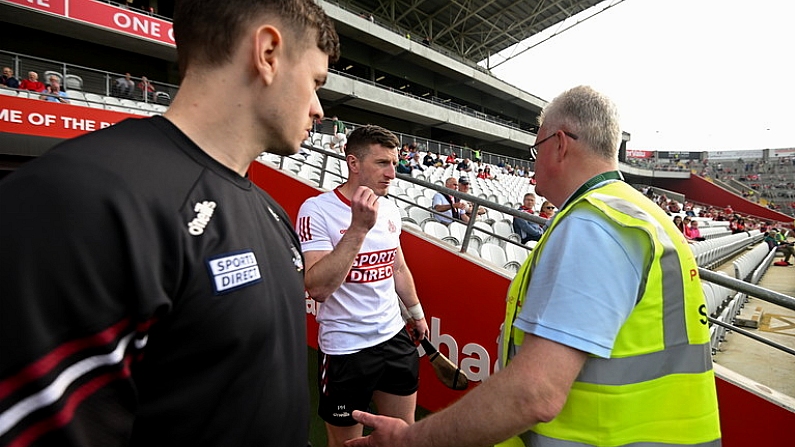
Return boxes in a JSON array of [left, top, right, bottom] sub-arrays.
[[457, 177, 485, 223]]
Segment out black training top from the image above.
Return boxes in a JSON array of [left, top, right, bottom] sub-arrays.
[[0, 116, 308, 446]]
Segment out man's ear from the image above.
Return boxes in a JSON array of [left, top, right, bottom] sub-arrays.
[[554, 130, 570, 163], [253, 25, 282, 86], [346, 154, 359, 173]]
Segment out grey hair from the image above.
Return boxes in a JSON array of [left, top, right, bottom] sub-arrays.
[[539, 85, 620, 161]]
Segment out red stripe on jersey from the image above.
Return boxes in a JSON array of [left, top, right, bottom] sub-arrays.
[[298, 216, 312, 242], [0, 318, 131, 401], [7, 369, 130, 447], [333, 188, 351, 206]]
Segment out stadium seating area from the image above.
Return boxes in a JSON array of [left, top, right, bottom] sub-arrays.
[[1, 50, 176, 116], [260, 126, 786, 292], [1, 87, 168, 116]]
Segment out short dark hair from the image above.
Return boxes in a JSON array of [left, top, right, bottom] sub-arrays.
[[173, 0, 340, 78], [345, 125, 400, 159]]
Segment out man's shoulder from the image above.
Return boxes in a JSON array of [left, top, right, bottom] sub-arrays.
[[299, 190, 337, 210], [27, 118, 201, 191]]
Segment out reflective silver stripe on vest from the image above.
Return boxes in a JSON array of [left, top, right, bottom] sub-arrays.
[[582, 193, 698, 384], [576, 342, 712, 385], [590, 194, 689, 346], [521, 432, 722, 447]]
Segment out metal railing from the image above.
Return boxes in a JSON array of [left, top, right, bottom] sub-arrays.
[[269, 139, 795, 364], [311, 119, 533, 172], [0, 50, 178, 105]]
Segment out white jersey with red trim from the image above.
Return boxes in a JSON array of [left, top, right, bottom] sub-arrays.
[[297, 188, 405, 355]]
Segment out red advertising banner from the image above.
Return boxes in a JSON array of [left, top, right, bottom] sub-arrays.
[[69, 0, 174, 45], [626, 149, 654, 159], [0, 95, 140, 139], [2, 0, 174, 46], [3, 0, 66, 16]]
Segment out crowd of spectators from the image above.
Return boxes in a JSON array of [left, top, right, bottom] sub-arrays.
[[2, 69, 71, 103], [640, 185, 794, 247], [628, 155, 795, 217], [395, 144, 533, 183]]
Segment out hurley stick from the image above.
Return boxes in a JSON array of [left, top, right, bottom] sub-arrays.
[[420, 338, 469, 391]]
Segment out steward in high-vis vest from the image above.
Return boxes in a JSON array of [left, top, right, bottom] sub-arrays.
[[344, 85, 721, 447], [499, 177, 721, 447]]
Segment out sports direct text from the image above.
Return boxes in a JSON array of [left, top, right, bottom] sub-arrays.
[[347, 248, 396, 283]]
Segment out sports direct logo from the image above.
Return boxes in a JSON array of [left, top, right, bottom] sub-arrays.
[[347, 248, 397, 283]]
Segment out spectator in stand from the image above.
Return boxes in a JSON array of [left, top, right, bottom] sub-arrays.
[[444, 152, 457, 167], [409, 153, 423, 171], [422, 152, 436, 168], [115, 72, 135, 98], [330, 116, 347, 152], [730, 217, 747, 234], [513, 193, 543, 244], [457, 177, 485, 223], [538, 200, 556, 220], [138, 75, 156, 101], [433, 153, 445, 168], [456, 157, 472, 172], [19, 71, 46, 92], [476, 168, 487, 179], [667, 200, 681, 214], [656, 194, 668, 212], [681, 217, 702, 242], [1, 66, 19, 89], [41, 79, 69, 103], [673, 215, 685, 233], [765, 228, 794, 265], [684, 219, 706, 242], [45, 74, 61, 89], [432, 177, 466, 225], [400, 144, 410, 159], [396, 157, 411, 174]]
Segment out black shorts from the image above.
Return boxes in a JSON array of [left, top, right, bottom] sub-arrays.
[[318, 328, 419, 426]]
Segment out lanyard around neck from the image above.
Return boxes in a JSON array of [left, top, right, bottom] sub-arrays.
[[560, 171, 624, 210]]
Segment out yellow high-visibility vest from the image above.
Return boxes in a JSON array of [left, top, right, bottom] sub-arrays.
[[499, 180, 721, 447]]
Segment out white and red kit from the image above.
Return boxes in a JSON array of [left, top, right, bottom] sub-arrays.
[[297, 189, 405, 355]]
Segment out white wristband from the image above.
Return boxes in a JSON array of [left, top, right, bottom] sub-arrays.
[[407, 303, 425, 320]]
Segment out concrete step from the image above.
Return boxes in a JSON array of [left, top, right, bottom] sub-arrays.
[[735, 305, 764, 329]]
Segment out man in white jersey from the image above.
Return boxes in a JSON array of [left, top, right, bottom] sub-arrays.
[[296, 125, 429, 447]]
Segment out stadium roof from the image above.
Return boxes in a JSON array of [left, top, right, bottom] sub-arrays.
[[342, 0, 606, 64]]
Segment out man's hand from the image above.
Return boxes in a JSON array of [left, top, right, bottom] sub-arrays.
[[350, 186, 380, 233], [408, 318, 430, 343], [344, 410, 410, 447]]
